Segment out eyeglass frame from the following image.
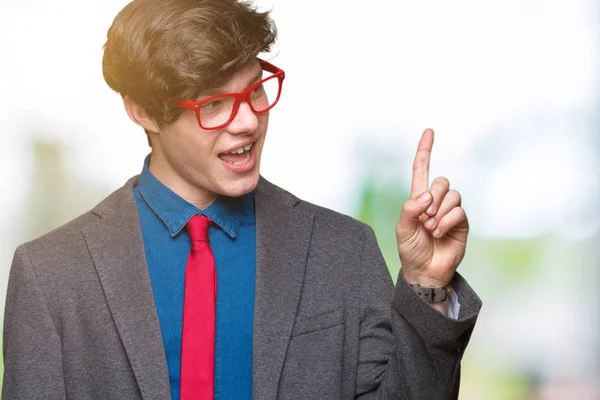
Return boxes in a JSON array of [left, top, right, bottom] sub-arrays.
[[174, 59, 285, 131]]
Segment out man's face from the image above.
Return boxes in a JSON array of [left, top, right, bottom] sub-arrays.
[[151, 61, 269, 203]]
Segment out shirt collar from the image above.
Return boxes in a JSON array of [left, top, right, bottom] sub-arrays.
[[138, 155, 253, 238]]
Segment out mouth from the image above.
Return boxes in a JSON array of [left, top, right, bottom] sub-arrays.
[[218, 141, 257, 172]]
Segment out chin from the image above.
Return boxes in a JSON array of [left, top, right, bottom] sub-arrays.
[[218, 172, 260, 198]]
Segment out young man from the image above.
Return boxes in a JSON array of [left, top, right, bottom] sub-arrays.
[[2, 0, 481, 399]]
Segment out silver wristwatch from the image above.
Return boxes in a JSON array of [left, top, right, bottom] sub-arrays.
[[409, 283, 451, 303]]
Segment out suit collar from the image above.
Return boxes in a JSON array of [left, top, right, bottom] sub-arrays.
[[84, 175, 171, 399]]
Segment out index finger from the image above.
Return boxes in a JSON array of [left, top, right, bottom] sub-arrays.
[[410, 128, 434, 198]]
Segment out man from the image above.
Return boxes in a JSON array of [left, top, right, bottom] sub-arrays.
[[2, 0, 481, 399]]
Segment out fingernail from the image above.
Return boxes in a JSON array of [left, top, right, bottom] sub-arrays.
[[433, 229, 442, 237], [427, 204, 435, 214], [425, 218, 436, 229], [419, 192, 431, 204]]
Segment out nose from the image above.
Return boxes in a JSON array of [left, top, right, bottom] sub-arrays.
[[227, 101, 259, 135]]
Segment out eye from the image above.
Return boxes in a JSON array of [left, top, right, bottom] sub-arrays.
[[251, 84, 265, 97], [200, 99, 222, 111]]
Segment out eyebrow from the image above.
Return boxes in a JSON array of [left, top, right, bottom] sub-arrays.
[[198, 69, 264, 99]]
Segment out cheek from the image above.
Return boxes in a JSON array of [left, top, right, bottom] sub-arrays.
[[167, 117, 216, 153], [256, 115, 269, 146], [260, 113, 269, 131]]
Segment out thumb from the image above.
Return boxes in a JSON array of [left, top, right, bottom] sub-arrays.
[[396, 191, 433, 238]]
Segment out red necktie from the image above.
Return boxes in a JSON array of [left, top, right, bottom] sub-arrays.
[[181, 215, 216, 400]]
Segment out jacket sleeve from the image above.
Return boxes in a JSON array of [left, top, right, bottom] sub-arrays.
[[355, 225, 482, 400], [2, 245, 67, 400]]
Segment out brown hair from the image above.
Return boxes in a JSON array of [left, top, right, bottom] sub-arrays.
[[102, 0, 277, 128]]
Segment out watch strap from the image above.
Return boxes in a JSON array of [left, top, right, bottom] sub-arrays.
[[409, 283, 451, 303]]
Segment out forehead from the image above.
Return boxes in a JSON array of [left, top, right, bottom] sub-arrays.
[[215, 61, 263, 92]]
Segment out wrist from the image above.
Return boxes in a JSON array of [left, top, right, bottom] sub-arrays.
[[401, 269, 452, 305], [431, 300, 449, 316], [401, 270, 451, 288]]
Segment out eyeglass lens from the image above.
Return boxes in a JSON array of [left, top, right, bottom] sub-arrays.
[[199, 75, 280, 129]]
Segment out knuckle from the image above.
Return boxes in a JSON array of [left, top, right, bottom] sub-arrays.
[[433, 176, 450, 187], [413, 154, 428, 169], [449, 189, 462, 203], [449, 207, 466, 222], [437, 215, 448, 228]]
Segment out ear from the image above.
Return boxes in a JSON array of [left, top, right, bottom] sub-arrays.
[[123, 95, 161, 133]]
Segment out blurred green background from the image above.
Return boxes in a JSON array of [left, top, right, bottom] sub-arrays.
[[1, 0, 598, 398]]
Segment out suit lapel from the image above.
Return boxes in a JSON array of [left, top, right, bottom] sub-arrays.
[[82, 177, 171, 400], [252, 177, 314, 399]]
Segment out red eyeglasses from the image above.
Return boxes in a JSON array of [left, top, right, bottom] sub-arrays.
[[175, 59, 285, 130]]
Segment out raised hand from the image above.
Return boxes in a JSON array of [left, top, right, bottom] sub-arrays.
[[395, 129, 469, 288]]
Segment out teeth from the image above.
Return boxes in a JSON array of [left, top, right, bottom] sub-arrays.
[[231, 152, 251, 165], [227, 143, 253, 154]]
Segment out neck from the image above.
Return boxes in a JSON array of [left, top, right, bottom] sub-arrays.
[[148, 153, 217, 210]]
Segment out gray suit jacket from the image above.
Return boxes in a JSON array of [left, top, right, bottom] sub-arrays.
[[3, 176, 481, 400]]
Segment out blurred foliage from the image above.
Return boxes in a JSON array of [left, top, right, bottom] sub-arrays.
[[461, 360, 534, 400], [356, 174, 409, 283], [25, 140, 109, 238], [466, 237, 543, 283]]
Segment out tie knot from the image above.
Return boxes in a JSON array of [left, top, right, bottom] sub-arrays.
[[186, 215, 212, 242]]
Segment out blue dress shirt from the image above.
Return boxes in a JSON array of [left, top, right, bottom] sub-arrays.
[[133, 157, 255, 400]]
